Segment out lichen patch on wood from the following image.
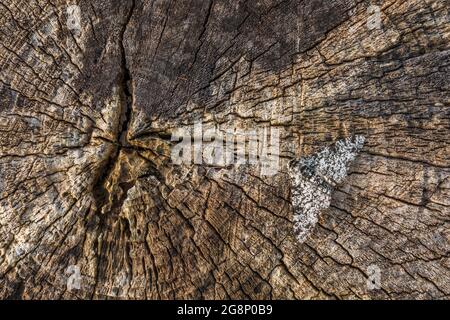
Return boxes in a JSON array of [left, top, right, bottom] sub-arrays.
[[289, 136, 365, 242]]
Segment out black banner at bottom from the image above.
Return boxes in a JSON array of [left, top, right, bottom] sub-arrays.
[[0, 300, 445, 318]]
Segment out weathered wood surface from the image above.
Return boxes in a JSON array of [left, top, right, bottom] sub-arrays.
[[0, 0, 449, 299]]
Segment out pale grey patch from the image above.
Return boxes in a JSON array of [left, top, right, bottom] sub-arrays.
[[289, 135, 365, 243], [66, 265, 81, 291]]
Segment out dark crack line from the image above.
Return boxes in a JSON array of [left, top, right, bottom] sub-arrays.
[[91, 0, 136, 213], [90, 0, 136, 299], [118, 0, 135, 148]]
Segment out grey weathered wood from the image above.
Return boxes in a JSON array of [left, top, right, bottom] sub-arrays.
[[0, 0, 449, 299]]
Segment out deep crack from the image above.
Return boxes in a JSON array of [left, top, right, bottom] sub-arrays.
[[91, 0, 136, 215], [90, 0, 136, 299], [118, 0, 135, 148]]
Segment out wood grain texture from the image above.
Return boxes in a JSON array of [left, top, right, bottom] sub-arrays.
[[0, 0, 449, 299]]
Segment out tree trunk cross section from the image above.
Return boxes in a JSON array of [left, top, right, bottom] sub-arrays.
[[0, 0, 449, 299]]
